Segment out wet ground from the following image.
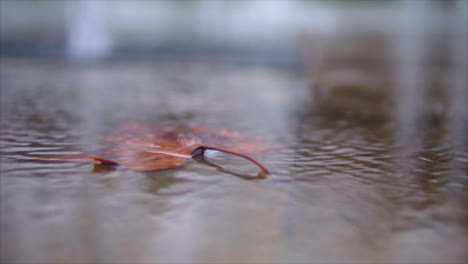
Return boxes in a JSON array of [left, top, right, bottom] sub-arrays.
[[1, 59, 467, 263]]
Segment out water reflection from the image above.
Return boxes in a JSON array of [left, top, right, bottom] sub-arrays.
[[192, 153, 269, 180], [447, 0, 468, 203], [393, 0, 429, 154]]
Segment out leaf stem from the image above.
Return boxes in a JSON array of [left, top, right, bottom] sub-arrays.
[[192, 145, 271, 174]]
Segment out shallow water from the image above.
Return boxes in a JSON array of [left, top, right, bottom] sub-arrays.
[[1, 59, 467, 263]]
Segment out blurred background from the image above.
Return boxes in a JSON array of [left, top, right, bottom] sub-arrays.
[[1, 0, 467, 263]]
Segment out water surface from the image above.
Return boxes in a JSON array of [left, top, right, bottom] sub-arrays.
[[1, 59, 467, 263]]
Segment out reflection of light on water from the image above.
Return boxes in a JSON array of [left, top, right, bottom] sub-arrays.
[[447, 0, 468, 196], [66, 1, 112, 61], [389, 2, 468, 262], [77, 69, 104, 151], [393, 0, 429, 154]]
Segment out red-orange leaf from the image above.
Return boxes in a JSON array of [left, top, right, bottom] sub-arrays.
[[16, 123, 277, 174], [95, 123, 276, 173]]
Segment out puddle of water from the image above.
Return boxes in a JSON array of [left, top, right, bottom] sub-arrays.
[[1, 57, 467, 264]]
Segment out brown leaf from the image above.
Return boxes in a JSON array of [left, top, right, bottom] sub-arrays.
[[15, 123, 277, 174], [94, 123, 276, 173]]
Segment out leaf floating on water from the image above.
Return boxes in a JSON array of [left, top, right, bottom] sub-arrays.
[[14, 123, 277, 175], [97, 123, 276, 174]]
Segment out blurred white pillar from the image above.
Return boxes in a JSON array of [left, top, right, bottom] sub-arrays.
[[196, 0, 226, 44], [66, 0, 112, 61]]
